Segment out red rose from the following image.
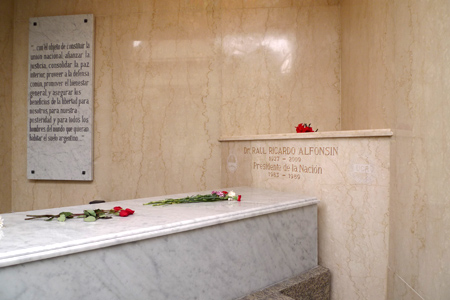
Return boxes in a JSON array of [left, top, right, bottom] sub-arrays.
[[222, 191, 228, 195], [113, 206, 123, 211], [119, 210, 129, 217], [295, 124, 305, 133], [125, 208, 135, 215], [296, 123, 315, 133]]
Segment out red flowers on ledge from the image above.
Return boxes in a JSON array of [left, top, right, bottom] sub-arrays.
[[296, 123, 317, 133], [113, 207, 135, 217]]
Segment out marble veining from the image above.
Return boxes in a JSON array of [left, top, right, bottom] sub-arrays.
[[0, 187, 317, 268], [2, 0, 450, 299], [6, 0, 341, 213], [0, 187, 318, 300], [0, 0, 13, 214], [221, 135, 391, 300], [341, 1, 450, 299]]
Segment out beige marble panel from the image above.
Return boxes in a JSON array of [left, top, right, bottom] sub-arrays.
[[10, 0, 341, 212], [0, 0, 14, 213], [108, 8, 222, 199], [223, 0, 340, 9], [392, 1, 450, 299], [388, 268, 426, 300], [341, 0, 450, 299], [11, 0, 224, 211], [221, 134, 391, 300], [221, 4, 340, 136], [390, 1, 450, 299], [13, 0, 152, 20], [91, 16, 114, 201], [11, 18, 34, 211], [241, 0, 294, 8], [340, 0, 394, 130], [13, 16, 114, 212]]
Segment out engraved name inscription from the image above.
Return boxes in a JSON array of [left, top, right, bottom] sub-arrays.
[[244, 146, 338, 180]]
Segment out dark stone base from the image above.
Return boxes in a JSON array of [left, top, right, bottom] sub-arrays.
[[237, 266, 331, 300]]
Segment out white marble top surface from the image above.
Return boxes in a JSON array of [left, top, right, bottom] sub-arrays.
[[219, 129, 393, 141], [0, 187, 317, 268]]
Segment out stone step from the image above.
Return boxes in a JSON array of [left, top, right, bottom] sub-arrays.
[[238, 266, 331, 300]]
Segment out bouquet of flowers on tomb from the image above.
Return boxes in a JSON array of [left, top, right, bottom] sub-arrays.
[[25, 206, 135, 222], [295, 123, 317, 133], [144, 190, 241, 206]]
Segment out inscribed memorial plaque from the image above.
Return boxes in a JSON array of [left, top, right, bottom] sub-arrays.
[[27, 14, 94, 180]]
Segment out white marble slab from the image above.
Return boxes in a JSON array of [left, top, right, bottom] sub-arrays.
[[0, 187, 318, 300]]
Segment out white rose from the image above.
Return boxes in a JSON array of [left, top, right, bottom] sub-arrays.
[[228, 191, 236, 201]]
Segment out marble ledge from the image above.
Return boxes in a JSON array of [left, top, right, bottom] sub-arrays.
[[0, 187, 318, 268], [219, 129, 393, 142]]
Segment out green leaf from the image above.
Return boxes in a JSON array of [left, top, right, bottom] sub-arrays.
[[61, 212, 73, 218], [45, 217, 55, 221], [57, 214, 66, 222], [84, 216, 97, 222], [85, 210, 96, 217]]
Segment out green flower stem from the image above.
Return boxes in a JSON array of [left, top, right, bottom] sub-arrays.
[[144, 194, 228, 206], [25, 213, 85, 220], [25, 209, 114, 221]]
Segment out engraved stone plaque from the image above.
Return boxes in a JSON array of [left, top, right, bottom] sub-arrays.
[[27, 14, 94, 180]]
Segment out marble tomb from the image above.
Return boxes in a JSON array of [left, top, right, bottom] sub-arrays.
[[0, 187, 318, 300]]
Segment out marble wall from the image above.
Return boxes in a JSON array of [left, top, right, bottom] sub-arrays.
[[6, 1, 449, 298], [340, 0, 394, 130], [221, 1, 341, 135], [0, 0, 14, 214], [390, 1, 450, 299], [341, 0, 450, 299], [3, 0, 341, 212], [221, 131, 392, 300]]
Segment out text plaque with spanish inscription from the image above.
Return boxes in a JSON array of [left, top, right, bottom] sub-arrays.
[[27, 14, 94, 180]]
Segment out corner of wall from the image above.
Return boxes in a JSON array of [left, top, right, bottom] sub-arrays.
[[0, 0, 14, 213]]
